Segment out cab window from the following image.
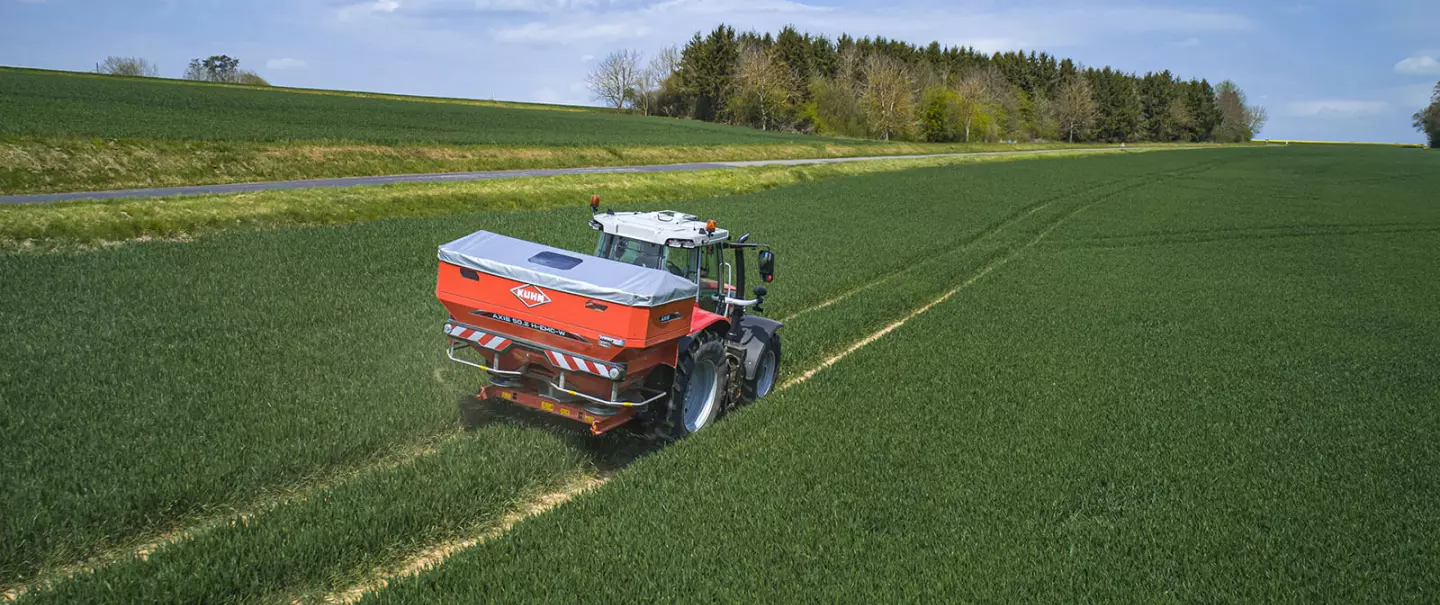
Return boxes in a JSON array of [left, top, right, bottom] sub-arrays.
[[664, 247, 700, 280], [597, 234, 699, 280], [596, 234, 663, 268], [697, 244, 724, 312]]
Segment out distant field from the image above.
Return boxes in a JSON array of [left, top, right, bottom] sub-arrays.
[[4, 146, 1437, 602], [1255, 139, 1427, 148], [0, 67, 1122, 194], [0, 67, 809, 145]]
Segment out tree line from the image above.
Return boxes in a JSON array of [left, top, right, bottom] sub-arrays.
[[588, 25, 1268, 144], [95, 55, 270, 86], [1416, 81, 1440, 148]]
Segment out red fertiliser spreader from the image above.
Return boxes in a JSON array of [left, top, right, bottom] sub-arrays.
[[436, 197, 781, 440]]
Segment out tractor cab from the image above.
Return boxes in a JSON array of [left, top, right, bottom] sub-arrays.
[[589, 207, 775, 320]]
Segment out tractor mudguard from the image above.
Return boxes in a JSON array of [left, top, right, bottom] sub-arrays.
[[688, 307, 729, 336], [734, 315, 784, 381], [675, 320, 730, 365]]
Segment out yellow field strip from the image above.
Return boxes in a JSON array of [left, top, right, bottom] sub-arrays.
[[1255, 139, 1426, 148]]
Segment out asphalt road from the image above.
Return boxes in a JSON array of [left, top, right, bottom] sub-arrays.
[[0, 148, 1122, 205]]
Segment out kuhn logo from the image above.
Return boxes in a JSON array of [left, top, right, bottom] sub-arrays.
[[509, 284, 552, 308]]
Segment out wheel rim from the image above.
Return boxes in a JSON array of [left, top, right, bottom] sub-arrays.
[[755, 350, 777, 398], [683, 357, 720, 432]]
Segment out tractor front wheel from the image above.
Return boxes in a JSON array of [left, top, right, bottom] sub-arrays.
[[652, 329, 727, 441], [743, 332, 781, 402]]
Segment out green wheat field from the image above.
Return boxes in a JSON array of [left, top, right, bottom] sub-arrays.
[[2, 145, 1436, 602]]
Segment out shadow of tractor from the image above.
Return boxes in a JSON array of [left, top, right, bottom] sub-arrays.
[[457, 395, 662, 473]]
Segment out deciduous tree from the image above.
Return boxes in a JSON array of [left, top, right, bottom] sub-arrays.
[[918, 86, 961, 142], [590, 23, 1247, 145], [184, 55, 242, 83], [638, 46, 685, 117], [972, 65, 1019, 141], [587, 49, 643, 111], [860, 54, 913, 141], [952, 72, 990, 142], [237, 71, 271, 86], [729, 44, 790, 130], [1055, 75, 1098, 143], [1214, 80, 1265, 142], [95, 56, 158, 77], [1029, 91, 1061, 141], [1415, 81, 1440, 148], [803, 77, 866, 137]]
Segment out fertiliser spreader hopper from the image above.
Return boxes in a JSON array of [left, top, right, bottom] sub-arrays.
[[436, 197, 781, 440]]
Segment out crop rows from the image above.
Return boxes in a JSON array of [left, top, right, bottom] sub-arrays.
[[365, 145, 1440, 602], [0, 149, 1208, 590], [20, 428, 587, 604], [4, 146, 1437, 601]]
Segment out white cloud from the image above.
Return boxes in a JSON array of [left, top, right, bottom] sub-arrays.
[[496, 21, 649, 43], [337, 0, 399, 21], [1288, 99, 1389, 118], [580, 54, 595, 62], [647, 0, 831, 15], [336, 0, 594, 18], [1394, 55, 1440, 76], [265, 58, 308, 70], [475, 0, 599, 11], [1079, 8, 1251, 34], [1178, 37, 1201, 48]]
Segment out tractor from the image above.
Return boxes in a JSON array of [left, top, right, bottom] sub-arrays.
[[435, 197, 781, 440]]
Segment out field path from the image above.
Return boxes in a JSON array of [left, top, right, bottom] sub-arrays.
[[0, 147, 1130, 205]]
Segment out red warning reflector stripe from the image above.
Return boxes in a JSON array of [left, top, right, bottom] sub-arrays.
[[545, 350, 614, 378]]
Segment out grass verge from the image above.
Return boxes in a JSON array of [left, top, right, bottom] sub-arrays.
[[0, 146, 1178, 247], [0, 137, 1125, 195]]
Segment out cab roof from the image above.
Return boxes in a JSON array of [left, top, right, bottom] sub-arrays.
[[590, 210, 729, 247]]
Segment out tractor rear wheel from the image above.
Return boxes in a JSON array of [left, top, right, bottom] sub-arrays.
[[652, 329, 727, 441], [743, 332, 781, 402]]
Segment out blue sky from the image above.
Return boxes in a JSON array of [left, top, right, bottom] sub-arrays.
[[2, 0, 1437, 143]]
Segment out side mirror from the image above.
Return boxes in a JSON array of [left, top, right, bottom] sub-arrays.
[[757, 250, 775, 283]]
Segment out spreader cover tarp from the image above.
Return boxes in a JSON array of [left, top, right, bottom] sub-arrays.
[[438, 230, 699, 308]]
